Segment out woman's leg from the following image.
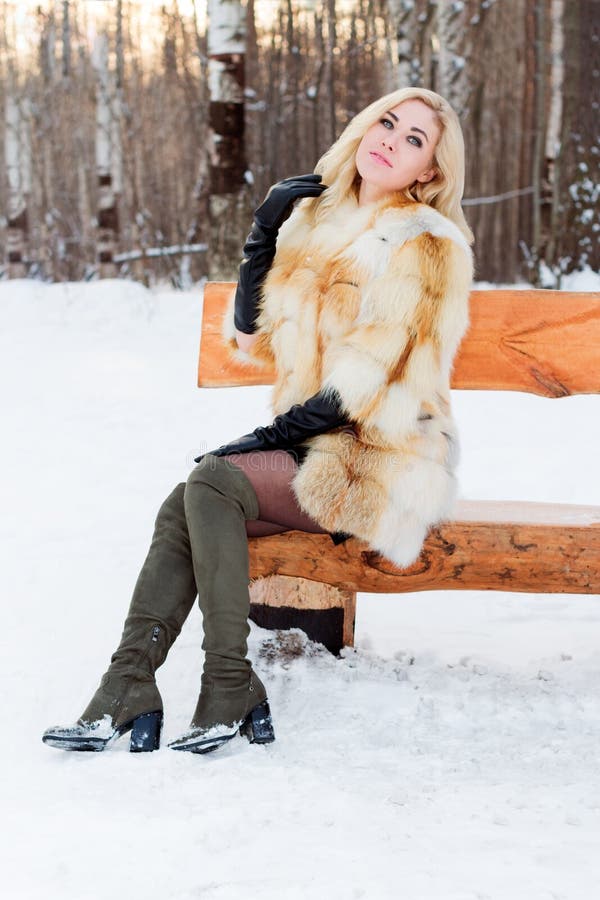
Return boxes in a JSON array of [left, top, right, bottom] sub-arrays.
[[170, 454, 276, 753], [78, 483, 199, 721], [228, 449, 330, 538], [43, 482, 199, 752], [169, 450, 327, 754], [44, 451, 317, 753]]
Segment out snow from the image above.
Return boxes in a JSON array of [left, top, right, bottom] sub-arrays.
[[1, 270, 600, 899]]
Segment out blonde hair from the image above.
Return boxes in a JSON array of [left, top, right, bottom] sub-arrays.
[[302, 87, 474, 245]]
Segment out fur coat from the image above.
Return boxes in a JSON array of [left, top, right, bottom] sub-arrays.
[[223, 191, 474, 568]]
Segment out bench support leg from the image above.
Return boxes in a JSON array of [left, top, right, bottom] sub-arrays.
[[248, 575, 356, 657]]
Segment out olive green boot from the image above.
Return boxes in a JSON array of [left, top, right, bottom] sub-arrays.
[[169, 455, 275, 754], [43, 483, 198, 752]]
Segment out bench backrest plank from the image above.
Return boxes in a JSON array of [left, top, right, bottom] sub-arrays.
[[199, 284, 600, 397]]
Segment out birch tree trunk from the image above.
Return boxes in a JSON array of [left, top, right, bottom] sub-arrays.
[[5, 92, 31, 278], [436, 0, 469, 116], [389, 0, 439, 88], [207, 0, 247, 280], [92, 27, 122, 277], [3, 0, 32, 280], [389, 0, 423, 87]]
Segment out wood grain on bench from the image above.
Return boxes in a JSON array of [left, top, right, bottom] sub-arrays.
[[248, 500, 600, 595]]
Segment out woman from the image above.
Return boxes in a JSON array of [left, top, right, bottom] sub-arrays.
[[42, 87, 474, 756]]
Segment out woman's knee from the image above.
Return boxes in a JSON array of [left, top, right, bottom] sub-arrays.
[[184, 455, 259, 520], [155, 482, 186, 527], [185, 454, 222, 487]]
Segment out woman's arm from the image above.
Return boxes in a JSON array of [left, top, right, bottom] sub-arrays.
[[234, 328, 260, 353], [234, 174, 327, 340], [195, 388, 350, 462]]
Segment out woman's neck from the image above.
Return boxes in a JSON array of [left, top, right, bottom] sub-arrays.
[[357, 179, 388, 207], [357, 179, 413, 208]]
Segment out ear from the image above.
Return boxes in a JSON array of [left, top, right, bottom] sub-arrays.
[[416, 167, 437, 185]]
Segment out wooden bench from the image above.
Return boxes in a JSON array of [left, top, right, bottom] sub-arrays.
[[198, 284, 600, 655]]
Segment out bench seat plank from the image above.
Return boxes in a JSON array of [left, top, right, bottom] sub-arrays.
[[247, 500, 600, 595], [452, 499, 600, 525]]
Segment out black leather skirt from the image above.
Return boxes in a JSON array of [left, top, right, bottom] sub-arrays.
[[283, 445, 309, 466]]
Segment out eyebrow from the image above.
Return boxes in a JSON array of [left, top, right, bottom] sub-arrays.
[[384, 110, 429, 143]]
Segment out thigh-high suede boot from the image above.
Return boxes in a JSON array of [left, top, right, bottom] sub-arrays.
[[168, 455, 275, 754], [42, 483, 197, 752]]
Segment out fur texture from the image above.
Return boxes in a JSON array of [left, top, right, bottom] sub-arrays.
[[223, 192, 474, 568]]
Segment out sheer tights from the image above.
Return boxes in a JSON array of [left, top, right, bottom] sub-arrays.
[[223, 450, 329, 538]]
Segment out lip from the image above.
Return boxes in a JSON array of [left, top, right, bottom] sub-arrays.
[[369, 151, 393, 168]]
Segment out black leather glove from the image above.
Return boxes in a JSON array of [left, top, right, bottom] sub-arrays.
[[253, 173, 327, 232], [194, 389, 350, 462], [234, 174, 328, 335]]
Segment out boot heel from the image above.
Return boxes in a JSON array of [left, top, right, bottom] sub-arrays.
[[240, 700, 275, 745], [129, 710, 163, 752]]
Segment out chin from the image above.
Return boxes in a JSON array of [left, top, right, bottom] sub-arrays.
[[358, 164, 390, 187]]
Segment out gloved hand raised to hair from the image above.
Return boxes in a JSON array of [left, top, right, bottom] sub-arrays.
[[253, 173, 327, 233], [194, 388, 350, 463], [234, 174, 328, 335]]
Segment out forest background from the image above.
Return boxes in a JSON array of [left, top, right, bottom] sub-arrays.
[[0, 0, 598, 288]]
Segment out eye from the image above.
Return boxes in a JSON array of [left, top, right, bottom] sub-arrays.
[[380, 117, 394, 129], [408, 135, 423, 148]]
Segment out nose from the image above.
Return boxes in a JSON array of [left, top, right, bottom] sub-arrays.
[[381, 135, 396, 152]]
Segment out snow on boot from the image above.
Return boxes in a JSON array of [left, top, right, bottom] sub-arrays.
[[168, 669, 274, 753], [42, 710, 163, 753]]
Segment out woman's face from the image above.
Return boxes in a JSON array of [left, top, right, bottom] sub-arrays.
[[355, 99, 441, 203]]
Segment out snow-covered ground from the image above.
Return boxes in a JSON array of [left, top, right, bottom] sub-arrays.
[[1, 270, 599, 900]]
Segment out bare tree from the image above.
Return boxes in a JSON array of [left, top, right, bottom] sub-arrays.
[[389, 0, 426, 86], [530, 0, 547, 283], [543, 0, 564, 271], [61, 0, 71, 79], [2, 4, 31, 277], [436, 0, 469, 115], [552, 0, 599, 278], [4, 95, 31, 278], [92, 20, 122, 276], [207, 0, 248, 279]]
